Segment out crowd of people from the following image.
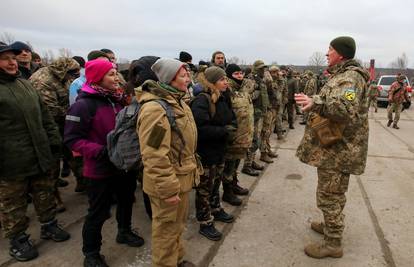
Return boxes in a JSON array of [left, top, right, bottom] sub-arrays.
[[0, 35, 398, 266]]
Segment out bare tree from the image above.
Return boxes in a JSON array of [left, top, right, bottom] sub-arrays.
[[0, 32, 15, 44], [42, 49, 55, 65], [390, 52, 409, 69], [227, 56, 240, 64], [308, 52, 326, 67], [58, 48, 73, 58]]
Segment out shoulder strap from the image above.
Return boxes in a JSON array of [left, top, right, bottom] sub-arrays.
[[199, 92, 216, 118]]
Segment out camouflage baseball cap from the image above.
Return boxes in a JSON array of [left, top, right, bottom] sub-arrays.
[[269, 65, 280, 72], [253, 60, 266, 70]]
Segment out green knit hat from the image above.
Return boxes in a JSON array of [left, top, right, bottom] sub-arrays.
[[205, 66, 226, 84], [330, 36, 356, 59]]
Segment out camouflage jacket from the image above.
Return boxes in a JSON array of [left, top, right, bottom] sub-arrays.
[[296, 59, 370, 175], [280, 77, 288, 105], [246, 72, 270, 118], [30, 58, 80, 124], [368, 84, 380, 98], [388, 81, 408, 104], [304, 76, 318, 96], [287, 76, 299, 101]]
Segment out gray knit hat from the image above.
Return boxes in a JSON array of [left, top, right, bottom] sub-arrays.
[[151, 58, 184, 84], [205, 66, 226, 84]]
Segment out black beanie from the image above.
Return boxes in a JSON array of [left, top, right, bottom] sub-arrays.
[[179, 51, 192, 62], [330, 36, 356, 59], [225, 64, 242, 78]]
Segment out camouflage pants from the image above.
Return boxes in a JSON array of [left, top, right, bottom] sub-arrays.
[[286, 101, 295, 126], [260, 109, 276, 153], [387, 102, 402, 124], [368, 97, 378, 110], [316, 168, 350, 241], [195, 164, 224, 224], [223, 159, 241, 184], [244, 117, 263, 166], [150, 192, 189, 267], [0, 173, 57, 238], [274, 105, 284, 136]]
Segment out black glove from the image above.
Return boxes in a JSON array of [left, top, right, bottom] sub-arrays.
[[225, 125, 237, 144]]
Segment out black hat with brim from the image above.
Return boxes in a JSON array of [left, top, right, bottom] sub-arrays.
[[0, 42, 21, 55]]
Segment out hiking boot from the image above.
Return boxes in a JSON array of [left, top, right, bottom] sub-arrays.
[[9, 233, 38, 262], [267, 151, 278, 158], [277, 135, 284, 140], [304, 241, 343, 259], [116, 228, 144, 247], [199, 223, 222, 241], [260, 153, 274, 163], [60, 162, 71, 178], [375, 108, 378, 113], [212, 209, 234, 223], [57, 178, 69, 188], [84, 253, 109, 267], [393, 124, 400, 129], [241, 166, 260, 176], [387, 120, 393, 127], [252, 161, 264, 170], [310, 221, 324, 235], [232, 178, 249, 195], [40, 219, 70, 242], [178, 260, 196, 267], [222, 182, 242, 206]]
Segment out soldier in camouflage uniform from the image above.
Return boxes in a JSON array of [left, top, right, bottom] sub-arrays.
[[295, 36, 370, 258], [300, 70, 318, 125], [30, 57, 80, 211], [286, 69, 300, 129], [269, 66, 285, 139], [241, 60, 269, 176], [387, 74, 409, 129], [367, 81, 380, 112]]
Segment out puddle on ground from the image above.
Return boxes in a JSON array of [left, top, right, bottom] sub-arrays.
[[285, 174, 302, 180]]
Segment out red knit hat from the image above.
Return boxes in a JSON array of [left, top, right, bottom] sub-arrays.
[[85, 59, 115, 84]]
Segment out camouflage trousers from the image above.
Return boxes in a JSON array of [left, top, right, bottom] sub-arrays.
[[274, 104, 284, 136], [316, 168, 350, 241], [244, 117, 263, 166], [387, 102, 402, 124], [286, 101, 295, 126], [150, 192, 189, 267], [368, 97, 378, 111], [223, 159, 242, 184], [260, 108, 276, 153], [0, 173, 57, 238], [195, 164, 224, 224]]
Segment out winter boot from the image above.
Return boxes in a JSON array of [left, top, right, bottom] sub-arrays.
[[199, 223, 222, 241], [304, 239, 343, 259], [241, 166, 260, 176], [84, 253, 109, 267], [310, 221, 324, 235], [40, 219, 70, 242], [387, 120, 393, 127], [212, 209, 234, 223], [260, 153, 274, 163], [393, 123, 400, 129], [252, 161, 264, 170], [267, 150, 278, 158], [178, 260, 196, 267], [222, 182, 242, 206], [9, 233, 38, 262], [116, 228, 144, 247], [232, 175, 249, 195]]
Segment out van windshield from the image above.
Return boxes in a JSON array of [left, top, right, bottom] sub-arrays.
[[379, 77, 396, 86]]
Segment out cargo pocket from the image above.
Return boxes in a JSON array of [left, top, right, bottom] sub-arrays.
[[152, 197, 179, 223]]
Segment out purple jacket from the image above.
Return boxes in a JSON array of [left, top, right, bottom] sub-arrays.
[[64, 85, 123, 179]]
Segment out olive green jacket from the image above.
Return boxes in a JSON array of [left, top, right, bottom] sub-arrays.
[[0, 71, 61, 178]]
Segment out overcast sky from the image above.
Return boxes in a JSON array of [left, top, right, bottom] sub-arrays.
[[2, 0, 413, 67]]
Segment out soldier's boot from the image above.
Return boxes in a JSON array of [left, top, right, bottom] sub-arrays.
[[252, 161, 265, 170], [199, 223, 222, 241], [289, 124, 295, 129], [232, 175, 249, 195], [56, 178, 69, 187], [304, 239, 343, 259], [375, 108, 378, 113], [310, 221, 325, 235], [393, 123, 400, 129], [267, 150, 279, 158], [84, 253, 109, 267], [178, 260, 196, 267], [260, 153, 274, 163], [116, 228, 145, 247], [55, 190, 66, 213], [241, 165, 260, 177], [387, 120, 393, 127], [75, 177, 87, 193], [9, 233, 38, 262], [222, 181, 242, 206], [212, 208, 234, 223], [40, 219, 70, 242]]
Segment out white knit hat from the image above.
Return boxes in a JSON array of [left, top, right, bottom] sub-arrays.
[[151, 58, 184, 84]]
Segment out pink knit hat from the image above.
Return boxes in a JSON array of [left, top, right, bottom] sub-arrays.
[[85, 59, 115, 84]]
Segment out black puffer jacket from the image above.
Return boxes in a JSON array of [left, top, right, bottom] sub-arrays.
[[191, 75, 235, 166]]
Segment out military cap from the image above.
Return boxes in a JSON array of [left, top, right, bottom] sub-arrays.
[[269, 65, 280, 72], [253, 60, 266, 70]]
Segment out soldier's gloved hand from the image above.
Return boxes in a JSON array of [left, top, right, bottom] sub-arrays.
[[225, 125, 238, 144]]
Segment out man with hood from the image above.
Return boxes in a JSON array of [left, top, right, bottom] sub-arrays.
[[295, 36, 370, 258]]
